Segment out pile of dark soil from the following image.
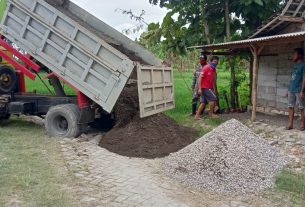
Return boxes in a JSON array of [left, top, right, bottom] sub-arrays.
[[99, 83, 197, 159]]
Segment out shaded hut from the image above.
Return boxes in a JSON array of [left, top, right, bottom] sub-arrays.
[[190, 0, 305, 121]]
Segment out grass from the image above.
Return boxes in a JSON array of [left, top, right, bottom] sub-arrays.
[[25, 74, 75, 95], [0, 118, 77, 207], [165, 68, 250, 120], [165, 68, 248, 135], [275, 171, 305, 203], [23, 66, 305, 204]]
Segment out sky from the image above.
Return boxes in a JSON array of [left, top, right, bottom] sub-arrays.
[[70, 0, 168, 39]]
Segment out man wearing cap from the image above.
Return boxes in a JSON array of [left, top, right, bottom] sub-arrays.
[[195, 56, 219, 119], [191, 54, 207, 116]]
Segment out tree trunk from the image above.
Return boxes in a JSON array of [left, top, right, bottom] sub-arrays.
[[225, 0, 237, 109], [230, 61, 237, 109], [200, 0, 211, 44], [203, 20, 211, 44], [225, 0, 231, 42]]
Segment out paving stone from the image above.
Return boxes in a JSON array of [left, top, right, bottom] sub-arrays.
[[81, 196, 96, 203], [58, 120, 301, 207], [285, 138, 296, 143], [230, 201, 249, 207], [114, 195, 129, 203]]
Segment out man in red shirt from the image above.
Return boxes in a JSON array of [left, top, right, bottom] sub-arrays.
[[195, 56, 219, 119]]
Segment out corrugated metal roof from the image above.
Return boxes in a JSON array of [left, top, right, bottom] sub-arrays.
[[188, 31, 305, 50], [249, 0, 305, 39]]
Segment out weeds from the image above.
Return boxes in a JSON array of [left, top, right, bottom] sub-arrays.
[[0, 118, 76, 207]]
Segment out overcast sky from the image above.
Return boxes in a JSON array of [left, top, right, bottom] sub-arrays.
[[70, 0, 168, 39]]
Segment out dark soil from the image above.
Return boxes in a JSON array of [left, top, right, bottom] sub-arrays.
[[99, 83, 197, 159], [222, 112, 291, 127]]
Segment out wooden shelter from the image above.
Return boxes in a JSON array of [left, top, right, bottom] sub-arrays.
[[189, 0, 305, 121]]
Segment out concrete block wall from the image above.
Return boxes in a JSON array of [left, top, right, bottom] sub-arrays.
[[257, 56, 278, 108], [276, 54, 293, 110], [257, 54, 293, 112], [254, 23, 305, 115]]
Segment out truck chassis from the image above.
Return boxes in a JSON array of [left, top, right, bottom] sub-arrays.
[[0, 35, 94, 138]]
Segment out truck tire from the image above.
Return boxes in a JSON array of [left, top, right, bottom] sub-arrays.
[[0, 66, 17, 94], [45, 104, 82, 138]]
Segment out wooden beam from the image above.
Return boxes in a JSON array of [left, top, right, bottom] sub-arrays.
[[278, 15, 305, 23], [200, 51, 248, 56], [249, 44, 264, 122], [293, 0, 305, 16], [268, 0, 305, 32], [248, 0, 293, 38], [249, 17, 279, 39]]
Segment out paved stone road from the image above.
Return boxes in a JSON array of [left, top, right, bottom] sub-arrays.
[[59, 135, 282, 207], [60, 138, 191, 207], [249, 120, 305, 174], [22, 114, 305, 206]]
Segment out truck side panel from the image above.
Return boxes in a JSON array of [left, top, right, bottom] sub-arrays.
[[61, 1, 162, 66], [1, 0, 135, 113]]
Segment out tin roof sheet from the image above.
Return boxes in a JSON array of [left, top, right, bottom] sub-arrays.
[[188, 31, 305, 50]]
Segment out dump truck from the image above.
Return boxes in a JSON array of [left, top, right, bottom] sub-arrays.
[[0, 0, 175, 137]]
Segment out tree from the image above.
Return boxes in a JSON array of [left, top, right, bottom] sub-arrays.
[[145, 0, 282, 109], [233, 0, 283, 35], [148, 0, 283, 43], [116, 9, 148, 35]]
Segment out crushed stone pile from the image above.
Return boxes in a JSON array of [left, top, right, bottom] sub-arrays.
[[163, 119, 291, 194], [99, 82, 197, 159]]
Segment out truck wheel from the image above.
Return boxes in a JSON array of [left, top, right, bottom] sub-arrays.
[[45, 104, 82, 138], [0, 66, 17, 94]]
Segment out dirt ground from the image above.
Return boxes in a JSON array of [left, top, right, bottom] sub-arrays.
[[222, 111, 303, 129], [3, 111, 305, 207], [99, 83, 197, 158], [60, 111, 305, 207]]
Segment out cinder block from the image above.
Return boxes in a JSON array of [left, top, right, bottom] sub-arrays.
[[276, 102, 288, 110], [277, 75, 291, 83], [258, 86, 276, 95], [277, 67, 293, 75]]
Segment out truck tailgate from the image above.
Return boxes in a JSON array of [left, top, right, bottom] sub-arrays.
[[137, 65, 175, 118]]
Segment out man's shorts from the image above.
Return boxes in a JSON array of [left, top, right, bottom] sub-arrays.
[[288, 92, 305, 110], [200, 88, 217, 104]]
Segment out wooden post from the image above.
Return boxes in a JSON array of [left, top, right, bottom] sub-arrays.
[[250, 45, 264, 122], [249, 57, 253, 105]]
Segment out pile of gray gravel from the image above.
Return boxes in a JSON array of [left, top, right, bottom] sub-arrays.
[[163, 119, 291, 193]]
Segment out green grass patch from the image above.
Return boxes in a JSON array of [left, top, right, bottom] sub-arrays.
[[165, 68, 248, 134], [25, 74, 75, 95], [165, 69, 250, 119], [275, 171, 305, 201], [204, 117, 226, 126], [0, 118, 76, 207]]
